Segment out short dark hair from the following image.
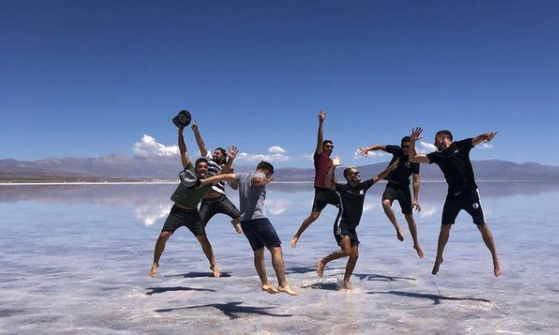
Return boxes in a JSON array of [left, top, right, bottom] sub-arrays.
[[323, 140, 333, 146], [343, 166, 357, 179], [400, 136, 411, 146], [435, 130, 453, 141], [257, 161, 274, 175], [214, 147, 227, 164], [195, 157, 208, 168]]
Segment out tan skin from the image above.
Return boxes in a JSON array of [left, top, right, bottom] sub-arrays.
[[316, 156, 399, 289], [148, 126, 220, 279], [290, 110, 334, 248], [200, 168, 298, 296], [409, 127, 501, 277], [358, 142, 424, 258]]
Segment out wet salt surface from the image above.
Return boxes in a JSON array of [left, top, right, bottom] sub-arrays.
[[1, 182, 558, 334]]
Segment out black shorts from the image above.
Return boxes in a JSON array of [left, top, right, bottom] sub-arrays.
[[199, 195, 241, 226], [161, 205, 205, 236], [382, 183, 413, 215], [241, 218, 282, 251], [441, 188, 485, 226], [312, 187, 340, 212], [333, 222, 360, 247]]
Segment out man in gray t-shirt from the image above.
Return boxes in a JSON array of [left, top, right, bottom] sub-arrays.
[[201, 161, 298, 296]]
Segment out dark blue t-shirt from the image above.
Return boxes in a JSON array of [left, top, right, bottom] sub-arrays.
[[334, 178, 376, 229], [426, 138, 477, 194], [385, 145, 420, 185]]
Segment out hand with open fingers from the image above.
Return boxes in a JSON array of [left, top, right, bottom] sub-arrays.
[[191, 120, 198, 131], [485, 132, 498, 142], [228, 145, 238, 160], [332, 155, 342, 167], [411, 127, 423, 142], [358, 147, 370, 156]]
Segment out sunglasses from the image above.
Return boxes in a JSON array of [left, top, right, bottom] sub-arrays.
[[324, 145, 334, 149], [349, 171, 360, 176]]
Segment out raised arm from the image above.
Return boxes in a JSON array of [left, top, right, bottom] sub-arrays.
[[191, 120, 209, 157], [178, 126, 190, 169], [223, 146, 239, 190], [325, 156, 341, 190], [472, 132, 498, 147], [315, 110, 326, 154], [358, 144, 386, 156], [408, 127, 431, 164]]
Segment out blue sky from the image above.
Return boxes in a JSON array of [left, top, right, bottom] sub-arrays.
[[1, 0, 558, 168]]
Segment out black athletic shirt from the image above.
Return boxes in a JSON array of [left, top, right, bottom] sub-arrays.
[[334, 178, 376, 229], [385, 145, 420, 185], [426, 138, 477, 195]]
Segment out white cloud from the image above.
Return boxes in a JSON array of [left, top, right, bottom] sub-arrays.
[[236, 146, 292, 163], [419, 206, 437, 219], [268, 146, 286, 154], [266, 199, 290, 215], [302, 153, 314, 162], [134, 203, 172, 227], [133, 134, 178, 157], [479, 143, 493, 150], [418, 141, 437, 153], [363, 202, 377, 213], [354, 149, 387, 160]]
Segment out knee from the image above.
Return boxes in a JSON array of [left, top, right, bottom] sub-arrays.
[[382, 199, 392, 208], [158, 232, 171, 241], [349, 250, 359, 260], [309, 211, 321, 221]]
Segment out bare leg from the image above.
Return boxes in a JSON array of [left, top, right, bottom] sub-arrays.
[[317, 236, 351, 277], [291, 211, 321, 248], [404, 214, 424, 259], [382, 199, 404, 241], [477, 223, 502, 277], [253, 248, 279, 294], [342, 244, 359, 290], [196, 235, 220, 278], [432, 224, 452, 275], [149, 231, 172, 277], [269, 246, 298, 296]]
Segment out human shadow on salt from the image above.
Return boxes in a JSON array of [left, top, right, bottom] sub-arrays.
[[353, 273, 416, 282], [164, 272, 232, 278], [146, 286, 216, 295], [155, 301, 293, 319], [304, 282, 340, 291], [367, 290, 491, 305]]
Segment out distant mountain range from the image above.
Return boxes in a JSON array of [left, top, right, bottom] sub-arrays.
[[1, 155, 559, 182]]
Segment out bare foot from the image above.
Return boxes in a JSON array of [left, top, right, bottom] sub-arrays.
[[432, 258, 443, 275], [290, 235, 299, 248], [211, 264, 220, 278], [494, 259, 502, 277], [414, 245, 425, 259], [316, 259, 326, 277], [231, 220, 243, 234], [148, 263, 159, 278], [342, 280, 353, 290], [278, 285, 298, 296], [262, 284, 280, 294], [396, 228, 404, 241]]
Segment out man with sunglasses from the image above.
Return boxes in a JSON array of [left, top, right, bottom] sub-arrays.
[[316, 156, 398, 289], [358, 136, 424, 258], [291, 110, 340, 248]]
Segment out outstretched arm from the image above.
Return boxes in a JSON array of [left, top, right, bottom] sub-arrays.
[[325, 156, 341, 190], [372, 158, 399, 183], [408, 127, 430, 164], [358, 144, 386, 156], [200, 173, 237, 186], [315, 110, 326, 154], [191, 120, 209, 157], [472, 132, 498, 147], [178, 126, 190, 169]]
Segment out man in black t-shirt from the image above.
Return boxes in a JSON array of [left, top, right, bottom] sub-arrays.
[[359, 136, 424, 258], [316, 156, 398, 289], [409, 127, 501, 277]]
